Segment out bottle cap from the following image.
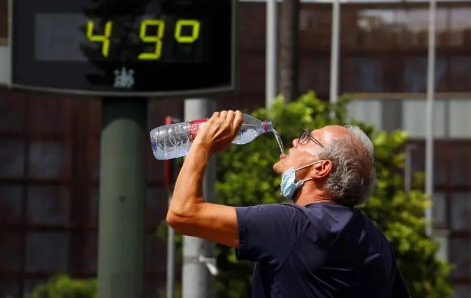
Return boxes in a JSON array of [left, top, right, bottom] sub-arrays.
[[264, 120, 273, 133]]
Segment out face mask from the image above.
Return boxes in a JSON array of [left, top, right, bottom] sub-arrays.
[[280, 161, 323, 200]]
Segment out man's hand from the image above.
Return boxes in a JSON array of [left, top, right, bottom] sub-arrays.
[[193, 110, 243, 154], [166, 110, 243, 248]]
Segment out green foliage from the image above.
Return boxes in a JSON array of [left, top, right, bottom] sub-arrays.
[[24, 274, 180, 298], [28, 275, 96, 298], [213, 92, 453, 298]]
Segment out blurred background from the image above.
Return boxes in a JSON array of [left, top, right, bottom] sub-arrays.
[[0, 0, 470, 297]]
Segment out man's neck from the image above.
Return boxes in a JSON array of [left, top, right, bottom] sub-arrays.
[[294, 187, 331, 206]]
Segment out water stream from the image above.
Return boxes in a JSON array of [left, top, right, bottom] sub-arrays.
[[272, 129, 285, 155]]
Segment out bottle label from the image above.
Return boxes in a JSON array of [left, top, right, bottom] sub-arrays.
[[189, 119, 208, 140]]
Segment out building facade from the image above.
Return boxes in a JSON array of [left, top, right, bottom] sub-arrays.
[[0, 0, 470, 297]]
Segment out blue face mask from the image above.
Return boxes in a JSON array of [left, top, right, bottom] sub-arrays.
[[280, 161, 323, 200]]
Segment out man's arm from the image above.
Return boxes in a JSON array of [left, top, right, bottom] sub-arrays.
[[166, 113, 240, 248], [166, 142, 306, 262], [165, 110, 305, 262]]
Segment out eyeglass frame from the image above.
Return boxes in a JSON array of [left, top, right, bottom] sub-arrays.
[[299, 129, 324, 148]]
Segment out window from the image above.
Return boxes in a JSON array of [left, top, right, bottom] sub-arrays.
[[449, 99, 471, 138], [432, 192, 447, 229], [0, 141, 26, 178], [453, 284, 471, 298], [346, 100, 383, 129], [451, 192, 471, 231], [449, 238, 470, 279], [402, 57, 448, 93], [402, 99, 447, 138], [28, 142, 70, 179], [0, 232, 22, 272], [343, 57, 383, 93], [27, 187, 70, 226], [0, 45, 9, 85], [26, 232, 69, 272]]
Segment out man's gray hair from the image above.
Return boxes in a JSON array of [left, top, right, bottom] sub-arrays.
[[318, 125, 376, 206]]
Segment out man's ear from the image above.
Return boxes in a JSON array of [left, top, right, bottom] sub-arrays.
[[310, 160, 332, 179]]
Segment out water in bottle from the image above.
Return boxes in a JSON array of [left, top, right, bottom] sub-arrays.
[[150, 114, 283, 160]]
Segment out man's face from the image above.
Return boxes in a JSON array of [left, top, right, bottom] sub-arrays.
[[272, 125, 348, 175], [272, 129, 324, 175]]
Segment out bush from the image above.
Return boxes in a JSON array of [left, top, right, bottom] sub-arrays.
[[28, 275, 96, 298]]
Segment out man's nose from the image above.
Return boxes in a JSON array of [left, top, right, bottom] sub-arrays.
[[292, 138, 299, 147]]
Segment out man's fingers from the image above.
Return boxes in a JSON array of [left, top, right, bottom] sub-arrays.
[[208, 110, 241, 138], [219, 110, 228, 120], [233, 111, 243, 133], [196, 110, 243, 153], [225, 110, 236, 127], [209, 112, 220, 123]]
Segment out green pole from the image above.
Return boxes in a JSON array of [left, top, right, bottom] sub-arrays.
[[98, 98, 148, 298]]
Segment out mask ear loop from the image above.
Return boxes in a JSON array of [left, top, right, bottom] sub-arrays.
[[295, 160, 325, 184], [294, 160, 323, 172]]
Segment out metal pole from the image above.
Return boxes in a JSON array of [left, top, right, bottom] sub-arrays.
[[329, 0, 341, 112], [425, 0, 437, 238], [182, 99, 218, 298], [164, 115, 177, 298], [166, 190, 176, 298], [404, 145, 415, 194], [97, 99, 147, 298], [266, 0, 278, 108], [405, 146, 412, 194]]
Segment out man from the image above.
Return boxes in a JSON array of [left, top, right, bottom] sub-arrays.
[[167, 110, 411, 298]]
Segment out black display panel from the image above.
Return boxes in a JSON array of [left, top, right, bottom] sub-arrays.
[[10, 0, 238, 97]]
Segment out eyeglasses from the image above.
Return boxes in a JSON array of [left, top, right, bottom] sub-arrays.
[[299, 129, 324, 148]]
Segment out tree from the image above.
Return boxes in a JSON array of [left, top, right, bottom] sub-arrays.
[[278, 0, 300, 103], [214, 92, 453, 298]]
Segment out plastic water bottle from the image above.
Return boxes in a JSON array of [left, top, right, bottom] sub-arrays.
[[150, 114, 273, 160]]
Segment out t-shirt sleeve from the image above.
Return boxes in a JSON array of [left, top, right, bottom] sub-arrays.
[[235, 204, 308, 264], [392, 265, 411, 298]]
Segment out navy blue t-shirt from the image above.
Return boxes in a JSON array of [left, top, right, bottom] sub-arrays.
[[235, 202, 411, 298]]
